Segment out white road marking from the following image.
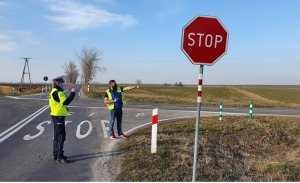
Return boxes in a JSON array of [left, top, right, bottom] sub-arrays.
[[135, 113, 145, 117], [101, 120, 109, 138], [5, 96, 47, 101], [124, 115, 196, 135], [5, 96, 20, 99], [23, 121, 51, 141], [0, 105, 48, 138], [76, 120, 93, 139], [67, 112, 74, 116], [78, 87, 87, 99], [0, 105, 49, 143], [65, 120, 72, 126], [88, 113, 95, 117]]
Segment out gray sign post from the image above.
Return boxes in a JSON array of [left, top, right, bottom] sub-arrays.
[[192, 65, 204, 181], [181, 15, 228, 181]]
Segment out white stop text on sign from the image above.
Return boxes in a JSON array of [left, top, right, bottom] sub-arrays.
[[188, 33, 223, 48]]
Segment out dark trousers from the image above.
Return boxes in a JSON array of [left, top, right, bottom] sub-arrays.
[[109, 109, 123, 136], [51, 116, 66, 158]]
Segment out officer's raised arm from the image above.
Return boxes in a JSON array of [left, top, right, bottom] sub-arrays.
[[63, 90, 75, 105], [123, 85, 140, 91]]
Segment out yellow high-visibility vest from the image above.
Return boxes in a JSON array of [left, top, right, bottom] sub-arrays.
[[49, 88, 68, 116], [105, 87, 126, 110]]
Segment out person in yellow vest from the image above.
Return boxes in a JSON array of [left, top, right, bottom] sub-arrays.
[[104, 80, 140, 139], [49, 76, 76, 163]]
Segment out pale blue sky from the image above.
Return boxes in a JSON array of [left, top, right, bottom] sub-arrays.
[[0, 0, 299, 84]]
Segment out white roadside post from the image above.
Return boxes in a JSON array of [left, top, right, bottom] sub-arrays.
[[249, 101, 253, 119], [219, 102, 223, 121], [88, 84, 90, 92], [151, 108, 158, 153]]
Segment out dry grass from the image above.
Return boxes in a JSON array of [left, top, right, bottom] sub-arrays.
[[0, 84, 45, 96], [0, 86, 15, 95], [116, 116, 300, 182]]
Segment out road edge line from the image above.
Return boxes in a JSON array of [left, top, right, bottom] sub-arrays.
[[0, 105, 48, 138], [0, 105, 49, 143], [124, 115, 196, 135]]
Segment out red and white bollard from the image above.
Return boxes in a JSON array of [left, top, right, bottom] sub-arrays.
[[151, 108, 158, 153], [197, 73, 203, 103]]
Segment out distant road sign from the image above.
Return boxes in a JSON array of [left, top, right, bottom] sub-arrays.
[[43, 76, 48, 81], [181, 15, 228, 65]]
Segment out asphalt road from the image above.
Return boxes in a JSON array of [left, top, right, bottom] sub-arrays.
[[0, 86, 299, 181]]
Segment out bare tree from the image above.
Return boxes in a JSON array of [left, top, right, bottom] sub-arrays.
[[63, 61, 79, 84], [77, 47, 105, 84]]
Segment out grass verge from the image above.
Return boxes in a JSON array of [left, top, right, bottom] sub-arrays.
[[116, 116, 300, 181]]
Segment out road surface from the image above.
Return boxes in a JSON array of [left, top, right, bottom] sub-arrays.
[[0, 86, 299, 181]]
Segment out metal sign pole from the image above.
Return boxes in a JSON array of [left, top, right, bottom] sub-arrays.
[[192, 64, 204, 182]]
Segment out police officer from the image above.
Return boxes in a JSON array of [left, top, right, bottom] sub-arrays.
[[49, 76, 75, 163], [104, 80, 140, 139]]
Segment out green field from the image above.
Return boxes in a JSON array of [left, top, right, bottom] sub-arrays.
[[239, 86, 300, 106], [116, 116, 300, 181], [84, 85, 300, 108]]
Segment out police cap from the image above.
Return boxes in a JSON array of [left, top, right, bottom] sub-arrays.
[[52, 76, 65, 83]]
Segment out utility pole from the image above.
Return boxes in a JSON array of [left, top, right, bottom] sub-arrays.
[[20, 57, 32, 88]]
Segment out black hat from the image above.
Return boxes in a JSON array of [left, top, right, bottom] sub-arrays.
[[109, 80, 116, 84], [52, 76, 65, 83]]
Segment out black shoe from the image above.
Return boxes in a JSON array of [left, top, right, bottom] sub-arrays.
[[54, 155, 67, 161], [56, 156, 69, 163]]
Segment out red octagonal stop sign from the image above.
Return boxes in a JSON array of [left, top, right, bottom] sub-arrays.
[[181, 15, 228, 65]]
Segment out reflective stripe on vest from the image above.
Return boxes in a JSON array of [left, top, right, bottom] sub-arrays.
[[49, 88, 68, 116], [106, 87, 126, 110]]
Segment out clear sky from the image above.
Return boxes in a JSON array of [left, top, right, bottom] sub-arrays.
[[0, 0, 299, 85]]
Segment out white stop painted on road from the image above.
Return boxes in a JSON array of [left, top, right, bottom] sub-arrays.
[[76, 120, 93, 139]]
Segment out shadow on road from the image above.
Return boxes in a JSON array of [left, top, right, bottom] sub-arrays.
[[68, 150, 123, 163]]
